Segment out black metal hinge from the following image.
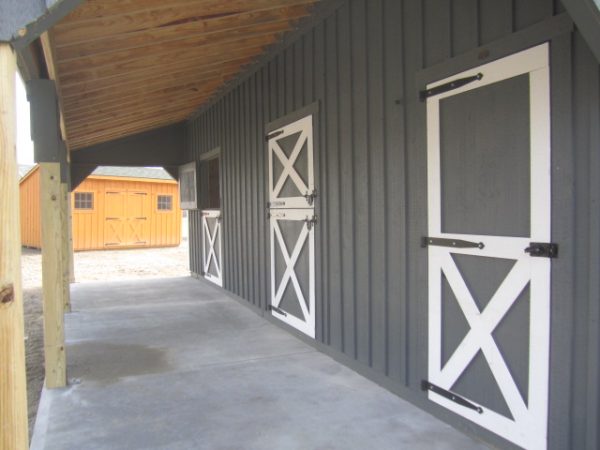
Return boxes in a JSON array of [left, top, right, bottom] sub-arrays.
[[268, 305, 287, 317], [420, 73, 483, 101], [266, 130, 284, 141], [422, 380, 483, 414], [525, 242, 558, 258], [421, 236, 484, 250]]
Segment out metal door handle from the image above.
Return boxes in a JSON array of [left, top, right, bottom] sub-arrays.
[[524, 242, 558, 258]]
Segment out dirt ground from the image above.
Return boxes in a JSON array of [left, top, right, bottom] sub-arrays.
[[21, 243, 190, 437]]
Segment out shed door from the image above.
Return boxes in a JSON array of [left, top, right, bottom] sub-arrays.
[[268, 115, 314, 209], [126, 191, 148, 246], [202, 210, 222, 287], [104, 191, 126, 247], [269, 209, 315, 338], [424, 44, 551, 450], [104, 190, 149, 247]]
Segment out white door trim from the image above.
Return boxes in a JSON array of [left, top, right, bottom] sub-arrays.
[[426, 43, 551, 450], [202, 209, 222, 287]]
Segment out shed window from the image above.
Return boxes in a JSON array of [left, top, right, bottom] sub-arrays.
[[74, 192, 94, 210], [157, 195, 173, 211]]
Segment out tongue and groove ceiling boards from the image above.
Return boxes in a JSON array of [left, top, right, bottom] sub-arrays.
[[46, 0, 320, 150]]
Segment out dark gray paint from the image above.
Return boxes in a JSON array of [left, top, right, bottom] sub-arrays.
[[27, 79, 61, 163], [439, 75, 530, 237], [72, 123, 186, 167], [70, 123, 187, 189], [70, 163, 97, 190], [560, 0, 600, 61], [185, 1, 600, 448]]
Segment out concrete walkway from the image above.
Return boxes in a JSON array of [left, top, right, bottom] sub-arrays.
[[31, 277, 487, 450]]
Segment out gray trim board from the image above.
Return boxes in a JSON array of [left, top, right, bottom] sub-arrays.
[[70, 123, 186, 189], [27, 79, 61, 163], [70, 164, 97, 190], [198, 146, 221, 162], [560, 0, 600, 62], [1, 0, 85, 47], [71, 123, 187, 167]]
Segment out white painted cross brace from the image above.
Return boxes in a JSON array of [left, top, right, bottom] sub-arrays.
[[269, 209, 316, 338], [268, 115, 314, 208], [202, 210, 222, 287], [271, 220, 310, 321]]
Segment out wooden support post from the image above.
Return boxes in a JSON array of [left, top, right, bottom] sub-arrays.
[[67, 189, 75, 283], [28, 78, 69, 388], [0, 43, 29, 450], [40, 162, 67, 388], [60, 181, 71, 311]]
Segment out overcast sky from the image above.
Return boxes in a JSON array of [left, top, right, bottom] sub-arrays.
[[16, 74, 34, 165]]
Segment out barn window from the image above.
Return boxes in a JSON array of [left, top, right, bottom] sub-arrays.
[[157, 195, 173, 211], [74, 192, 94, 209], [179, 162, 197, 209], [207, 157, 220, 209]]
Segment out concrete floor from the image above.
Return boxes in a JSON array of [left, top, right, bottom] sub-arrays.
[[31, 277, 488, 450]]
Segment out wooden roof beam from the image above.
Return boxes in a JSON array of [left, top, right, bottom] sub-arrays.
[[59, 43, 265, 86], [65, 88, 221, 125], [62, 74, 228, 113], [64, 80, 225, 121], [60, 55, 254, 98], [54, 4, 312, 60], [56, 31, 279, 75], [52, 0, 317, 43]]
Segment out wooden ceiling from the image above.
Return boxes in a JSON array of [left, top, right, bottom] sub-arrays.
[[45, 0, 320, 150]]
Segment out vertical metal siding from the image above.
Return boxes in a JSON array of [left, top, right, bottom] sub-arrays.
[[186, 1, 599, 448], [569, 32, 600, 450]]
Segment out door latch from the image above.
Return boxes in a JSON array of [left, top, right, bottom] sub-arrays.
[[305, 215, 318, 230], [304, 189, 318, 206], [524, 242, 558, 258]]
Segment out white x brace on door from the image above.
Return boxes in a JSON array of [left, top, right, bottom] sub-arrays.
[[269, 209, 316, 338], [202, 210, 222, 287], [267, 113, 316, 338], [424, 44, 551, 450], [268, 115, 315, 209]]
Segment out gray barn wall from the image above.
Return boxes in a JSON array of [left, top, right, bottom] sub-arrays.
[[185, 1, 600, 448]]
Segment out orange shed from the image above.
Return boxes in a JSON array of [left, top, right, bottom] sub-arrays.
[[20, 165, 182, 251]]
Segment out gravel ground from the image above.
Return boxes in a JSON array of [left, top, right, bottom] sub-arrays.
[[21, 243, 190, 437]]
